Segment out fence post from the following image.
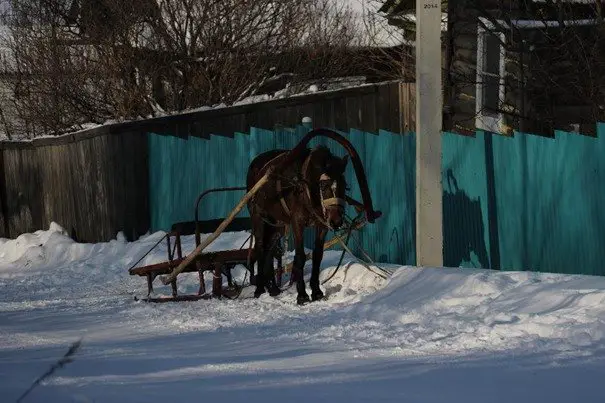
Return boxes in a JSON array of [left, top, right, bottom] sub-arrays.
[[415, 0, 444, 267]]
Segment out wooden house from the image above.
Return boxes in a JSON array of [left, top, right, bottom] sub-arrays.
[[380, 0, 605, 136]]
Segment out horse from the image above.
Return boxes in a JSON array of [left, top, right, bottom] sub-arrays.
[[246, 145, 349, 305]]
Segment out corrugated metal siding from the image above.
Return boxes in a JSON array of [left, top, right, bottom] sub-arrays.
[[442, 131, 490, 269], [440, 124, 605, 275], [362, 130, 415, 265], [148, 122, 605, 276], [491, 126, 605, 275], [148, 132, 252, 230]]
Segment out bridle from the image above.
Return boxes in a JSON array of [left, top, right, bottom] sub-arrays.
[[318, 173, 346, 217], [301, 150, 346, 227]]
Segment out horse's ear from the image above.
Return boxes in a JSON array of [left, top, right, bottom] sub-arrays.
[[341, 155, 349, 170]]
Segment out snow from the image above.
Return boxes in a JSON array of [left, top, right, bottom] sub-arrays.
[[2, 223, 605, 402]]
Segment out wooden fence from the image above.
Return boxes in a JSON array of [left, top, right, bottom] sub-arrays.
[[0, 130, 149, 242], [0, 81, 414, 241]]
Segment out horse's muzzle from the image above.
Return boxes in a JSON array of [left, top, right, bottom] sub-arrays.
[[326, 208, 344, 230], [330, 219, 343, 230]]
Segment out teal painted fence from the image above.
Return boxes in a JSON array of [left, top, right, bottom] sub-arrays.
[[148, 125, 415, 266], [442, 124, 605, 275], [148, 122, 605, 276]]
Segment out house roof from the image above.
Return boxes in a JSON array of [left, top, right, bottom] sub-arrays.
[[378, 0, 602, 15]]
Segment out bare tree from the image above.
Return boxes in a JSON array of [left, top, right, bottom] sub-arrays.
[[0, 0, 361, 138]]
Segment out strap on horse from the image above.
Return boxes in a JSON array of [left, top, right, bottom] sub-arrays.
[[301, 149, 347, 224], [275, 178, 292, 216], [255, 152, 293, 222]]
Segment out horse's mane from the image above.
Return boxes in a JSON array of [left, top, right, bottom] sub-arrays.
[[311, 144, 330, 153], [306, 144, 334, 162]]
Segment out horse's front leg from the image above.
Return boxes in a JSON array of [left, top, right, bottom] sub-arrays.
[[292, 221, 310, 305], [310, 226, 327, 301], [252, 219, 266, 298]]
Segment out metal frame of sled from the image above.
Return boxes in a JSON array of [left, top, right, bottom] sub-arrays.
[[129, 187, 261, 302]]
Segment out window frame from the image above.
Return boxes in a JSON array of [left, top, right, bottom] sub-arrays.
[[475, 16, 601, 134], [475, 19, 506, 133]]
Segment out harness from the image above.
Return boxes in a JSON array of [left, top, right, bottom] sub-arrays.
[[255, 148, 346, 229]]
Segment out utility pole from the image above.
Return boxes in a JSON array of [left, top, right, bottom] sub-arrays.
[[415, 0, 443, 267]]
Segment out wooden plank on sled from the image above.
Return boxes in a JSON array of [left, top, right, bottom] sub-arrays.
[[134, 294, 212, 303], [134, 287, 242, 303], [159, 170, 273, 285], [128, 249, 252, 277]]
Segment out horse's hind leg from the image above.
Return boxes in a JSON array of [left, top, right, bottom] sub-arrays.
[[263, 227, 281, 297], [291, 221, 310, 305]]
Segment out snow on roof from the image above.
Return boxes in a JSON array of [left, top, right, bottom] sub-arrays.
[[0, 78, 383, 141], [479, 16, 603, 30]]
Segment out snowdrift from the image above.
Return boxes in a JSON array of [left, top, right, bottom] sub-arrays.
[[1, 223, 604, 402]]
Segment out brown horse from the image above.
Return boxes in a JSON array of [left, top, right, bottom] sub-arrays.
[[247, 145, 349, 305]]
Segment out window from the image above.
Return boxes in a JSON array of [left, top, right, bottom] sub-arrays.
[[475, 16, 600, 134], [475, 22, 505, 133], [482, 34, 502, 112]]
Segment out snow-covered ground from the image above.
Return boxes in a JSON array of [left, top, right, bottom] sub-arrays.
[[1, 224, 605, 402]]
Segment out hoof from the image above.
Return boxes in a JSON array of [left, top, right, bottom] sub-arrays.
[[297, 294, 311, 305], [254, 287, 265, 298], [311, 290, 324, 301], [268, 286, 281, 297]]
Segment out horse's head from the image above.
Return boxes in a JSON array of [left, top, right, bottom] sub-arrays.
[[311, 149, 349, 230]]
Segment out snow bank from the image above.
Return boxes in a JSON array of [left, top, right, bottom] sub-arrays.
[[346, 267, 605, 354], [1, 224, 605, 402], [2, 223, 605, 354], [0, 222, 72, 264]]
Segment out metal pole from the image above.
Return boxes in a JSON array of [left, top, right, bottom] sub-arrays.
[[415, 0, 443, 267]]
